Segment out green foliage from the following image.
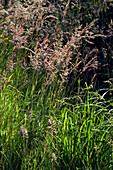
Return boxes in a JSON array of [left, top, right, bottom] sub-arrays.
[[0, 66, 113, 169], [0, 0, 113, 169]]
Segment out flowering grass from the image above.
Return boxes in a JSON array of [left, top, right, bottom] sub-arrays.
[[0, 0, 113, 169]]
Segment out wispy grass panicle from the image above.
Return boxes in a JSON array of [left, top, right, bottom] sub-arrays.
[[0, 0, 113, 169]]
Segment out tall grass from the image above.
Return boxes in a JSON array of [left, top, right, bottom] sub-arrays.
[[0, 64, 113, 169], [0, 0, 113, 169]]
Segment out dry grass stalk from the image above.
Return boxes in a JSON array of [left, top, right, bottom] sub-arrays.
[[19, 126, 28, 138]]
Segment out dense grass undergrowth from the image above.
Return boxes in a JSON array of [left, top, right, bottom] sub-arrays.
[[0, 0, 113, 169], [0, 64, 113, 169]]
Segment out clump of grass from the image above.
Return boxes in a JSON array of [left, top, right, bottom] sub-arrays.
[[0, 66, 112, 169], [0, 1, 113, 169], [55, 82, 113, 169], [1, 0, 112, 87]]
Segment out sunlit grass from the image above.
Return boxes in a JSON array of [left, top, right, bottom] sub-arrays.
[[0, 65, 112, 169], [0, 1, 113, 169]]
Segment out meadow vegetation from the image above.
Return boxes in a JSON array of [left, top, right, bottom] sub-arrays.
[[0, 0, 113, 169]]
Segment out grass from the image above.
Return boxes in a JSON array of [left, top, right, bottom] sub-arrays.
[[0, 63, 113, 169], [0, 0, 113, 169]]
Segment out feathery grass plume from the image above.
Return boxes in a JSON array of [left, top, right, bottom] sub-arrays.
[[0, 0, 106, 85]]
